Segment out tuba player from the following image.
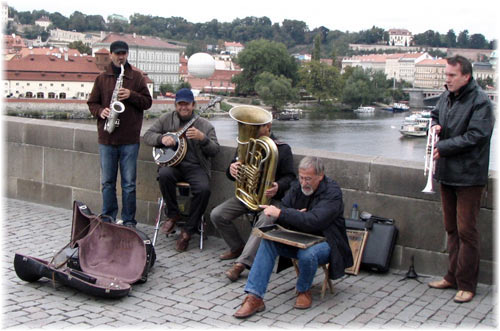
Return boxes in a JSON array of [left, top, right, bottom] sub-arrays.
[[210, 120, 295, 281]]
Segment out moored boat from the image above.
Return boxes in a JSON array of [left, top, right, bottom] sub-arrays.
[[354, 106, 375, 113], [392, 103, 410, 112], [277, 109, 301, 120]]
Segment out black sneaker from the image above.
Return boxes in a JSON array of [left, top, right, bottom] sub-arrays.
[[123, 221, 136, 228]]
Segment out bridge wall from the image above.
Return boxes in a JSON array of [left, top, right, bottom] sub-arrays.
[[5, 116, 496, 284]]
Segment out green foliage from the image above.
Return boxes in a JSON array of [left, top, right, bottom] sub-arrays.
[[312, 34, 321, 61], [298, 61, 340, 103], [340, 67, 392, 107], [232, 39, 298, 95], [159, 83, 176, 95], [68, 41, 91, 54], [254, 72, 298, 110]]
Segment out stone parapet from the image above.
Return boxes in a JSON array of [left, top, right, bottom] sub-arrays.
[[4, 116, 496, 284]]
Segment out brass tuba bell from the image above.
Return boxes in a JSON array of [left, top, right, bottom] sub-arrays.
[[229, 106, 278, 211]]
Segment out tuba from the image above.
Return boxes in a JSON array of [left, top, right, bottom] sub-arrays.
[[229, 106, 278, 211], [104, 64, 125, 134]]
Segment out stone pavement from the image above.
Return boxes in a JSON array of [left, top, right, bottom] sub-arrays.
[[2, 198, 497, 329]]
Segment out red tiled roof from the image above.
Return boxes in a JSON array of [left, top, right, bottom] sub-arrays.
[[416, 59, 447, 66], [100, 33, 184, 50], [224, 41, 244, 47], [18, 47, 82, 57]]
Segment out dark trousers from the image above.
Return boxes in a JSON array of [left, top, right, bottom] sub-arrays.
[[440, 184, 484, 293], [158, 162, 210, 234]]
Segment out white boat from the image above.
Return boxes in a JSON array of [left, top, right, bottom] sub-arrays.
[[277, 109, 301, 120], [399, 122, 428, 137], [400, 112, 431, 137], [354, 106, 375, 113], [392, 103, 410, 112]]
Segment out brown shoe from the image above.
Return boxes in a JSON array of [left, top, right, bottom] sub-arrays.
[[294, 290, 312, 309], [233, 294, 265, 319], [225, 263, 245, 282], [428, 278, 455, 289], [454, 290, 474, 303], [175, 230, 191, 252], [219, 246, 244, 260], [161, 214, 181, 234]]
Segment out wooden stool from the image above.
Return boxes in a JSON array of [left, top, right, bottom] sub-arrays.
[[292, 259, 333, 299], [152, 182, 206, 249]]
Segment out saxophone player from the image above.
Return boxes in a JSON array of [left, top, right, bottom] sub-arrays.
[[88, 40, 152, 227]]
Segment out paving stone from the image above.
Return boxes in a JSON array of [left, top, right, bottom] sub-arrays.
[[3, 198, 497, 329]]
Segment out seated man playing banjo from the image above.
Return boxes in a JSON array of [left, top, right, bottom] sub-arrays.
[[143, 88, 220, 252], [233, 156, 353, 318]]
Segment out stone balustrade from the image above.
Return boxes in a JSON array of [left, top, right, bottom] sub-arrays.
[[5, 116, 495, 284]]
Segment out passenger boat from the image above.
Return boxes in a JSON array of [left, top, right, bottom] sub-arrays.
[[399, 112, 431, 137], [353, 106, 375, 113], [277, 109, 301, 120], [392, 103, 410, 112]]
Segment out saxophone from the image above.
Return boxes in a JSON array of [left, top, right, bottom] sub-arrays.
[[104, 64, 126, 134], [229, 106, 278, 211]]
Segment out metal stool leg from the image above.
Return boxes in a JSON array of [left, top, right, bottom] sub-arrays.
[[199, 216, 205, 250], [152, 197, 164, 247]]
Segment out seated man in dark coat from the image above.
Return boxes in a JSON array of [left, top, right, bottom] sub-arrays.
[[234, 156, 353, 318]]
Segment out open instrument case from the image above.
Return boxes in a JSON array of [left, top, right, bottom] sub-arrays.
[[14, 201, 155, 298]]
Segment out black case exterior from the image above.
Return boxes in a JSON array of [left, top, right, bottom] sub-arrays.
[[345, 218, 398, 273]]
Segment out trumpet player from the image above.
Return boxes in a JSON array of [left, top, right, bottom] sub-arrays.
[[88, 40, 152, 227], [427, 55, 494, 303]]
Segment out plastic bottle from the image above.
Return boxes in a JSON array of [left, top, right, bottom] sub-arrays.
[[351, 203, 359, 220]]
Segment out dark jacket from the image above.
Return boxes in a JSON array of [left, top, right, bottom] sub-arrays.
[[226, 137, 296, 200], [87, 62, 152, 145], [431, 78, 494, 186], [276, 176, 353, 280], [143, 110, 220, 178]]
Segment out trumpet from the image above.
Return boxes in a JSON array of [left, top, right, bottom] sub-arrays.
[[422, 122, 439, 194]]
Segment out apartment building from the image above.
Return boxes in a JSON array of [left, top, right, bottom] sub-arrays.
[[49, 28, 102, 49], [414, 58, 447, 89], [341, 54, 389, 73], [92, 33, 184, 92], [4, 53, 153, 99], [398, 53, 432, 85]]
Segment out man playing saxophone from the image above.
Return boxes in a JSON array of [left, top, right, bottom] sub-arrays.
[[210, 120, 295, 282], [88, 40, 152, 227]]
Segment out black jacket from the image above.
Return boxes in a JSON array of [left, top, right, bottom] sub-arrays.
[[226, 138, 295, 200], [276, 176, 353, 280], [431, 78, 494, 186]]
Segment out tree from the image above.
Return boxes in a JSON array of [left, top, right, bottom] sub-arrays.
[[469, 34, 488, 49], [281, 19, 308, 45], [298, 61, 340, 103], [254, 72, 298, 110], [232, 39, 298, 95], [457, 30, 470, 48], [68, 11, 87, 32], [340, 67, 389, 107], [312, 34, 321, 61], [68, 41, 91, 54], [445, 29, 457, 48], [159, 83, 176, 95]]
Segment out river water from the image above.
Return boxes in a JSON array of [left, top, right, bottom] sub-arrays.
[[52, 109, 497, 170]]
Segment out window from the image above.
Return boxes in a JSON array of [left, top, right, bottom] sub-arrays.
[[61, 84, 65, 87], [36, 92, 44, 98], [26, 92, 33, 98], [48, 92, 55, 99], [59, 92, 66, 99]]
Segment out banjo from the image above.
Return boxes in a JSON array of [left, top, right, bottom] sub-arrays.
[[152, 97, 222, 167]]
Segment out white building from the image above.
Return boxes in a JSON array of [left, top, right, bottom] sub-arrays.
[[388, 29, 412, 47], [398, 52, 432, 85], [49, 28, 102, 48], [224, 41, 244, 56], [93, 33, 185, 92], [34, 16, 51, 30]]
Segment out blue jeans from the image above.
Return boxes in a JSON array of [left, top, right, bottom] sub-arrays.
[[244, 239, 331, 299], [99, 143, 139, 224]]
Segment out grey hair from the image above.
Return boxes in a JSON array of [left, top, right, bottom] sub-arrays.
[[298, 156, 324, 175]]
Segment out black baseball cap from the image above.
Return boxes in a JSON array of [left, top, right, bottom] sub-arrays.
[[110, 40, 129, 54]]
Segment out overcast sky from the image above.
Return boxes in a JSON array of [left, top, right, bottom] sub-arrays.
[[8, 0, 499, 41]]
